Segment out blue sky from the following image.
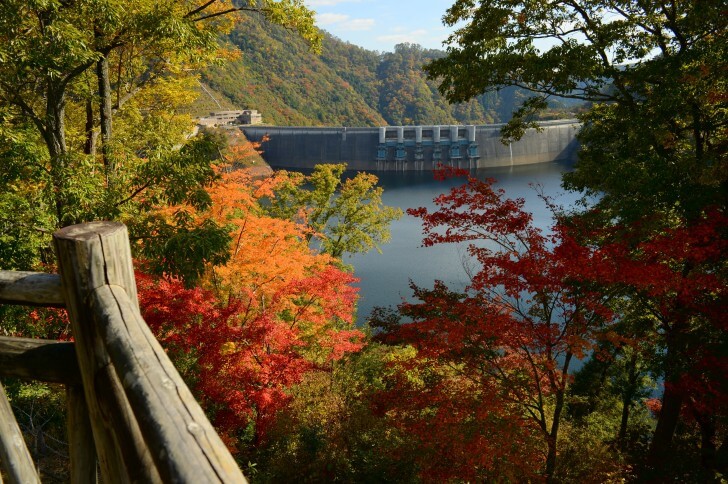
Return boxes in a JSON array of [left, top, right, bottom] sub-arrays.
[[308, 0, 457, 53]]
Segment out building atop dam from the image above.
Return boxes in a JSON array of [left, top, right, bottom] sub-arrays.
[[197, 109, 263, 127], [242, 120, 579, 171]]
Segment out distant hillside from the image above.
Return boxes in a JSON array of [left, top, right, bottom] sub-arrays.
[[181, 82, 239, 118], [198, 13, 579, 127]]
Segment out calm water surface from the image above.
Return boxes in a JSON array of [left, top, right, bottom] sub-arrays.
[[343, 161, 579, 324]]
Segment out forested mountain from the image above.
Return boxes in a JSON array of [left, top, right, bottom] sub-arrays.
[[199, 13, 556, 126]]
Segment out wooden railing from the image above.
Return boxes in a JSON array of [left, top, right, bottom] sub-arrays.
[[0, 222, 248, 483]]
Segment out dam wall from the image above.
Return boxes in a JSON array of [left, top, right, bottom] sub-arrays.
[[242, 119, 579, 171]]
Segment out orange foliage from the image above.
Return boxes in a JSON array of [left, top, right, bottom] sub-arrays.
[[140, 151, 364, 448], [203, 166, 338, 319]]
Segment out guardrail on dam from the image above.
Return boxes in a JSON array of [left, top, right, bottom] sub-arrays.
[[242, 119, 579, 171]]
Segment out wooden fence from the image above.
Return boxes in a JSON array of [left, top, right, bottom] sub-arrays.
[[0, 222, 248, 483]]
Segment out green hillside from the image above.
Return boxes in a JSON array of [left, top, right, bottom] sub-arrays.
[[198, 14, 554, 127], [201, 13, 384, 126], [181, 82, 239, 118]]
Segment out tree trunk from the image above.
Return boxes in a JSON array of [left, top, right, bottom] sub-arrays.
[[618, 351, 639, 446], [692, 406, 717, 472], [618, 391, 631, 447], [45, 82, 69, 226], [83, 99, 97, 156], [646, 380, 683, 471], [545, 436, 557, 484], [45, 85, 67, 160], [96, 53, 113, 172], [646, 315, 689, 475], [545, 352, 571, 482]]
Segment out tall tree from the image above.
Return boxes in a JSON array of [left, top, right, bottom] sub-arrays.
[[138, 265, 363, 453], [0, 0, 322, 285], [373, 170, 617, 481], [136, 153, 365, 453], [591, 210, 728, 475], [424, 0, 727, 472], [0, 0, 320, 228], [425, 0, 726, 218]]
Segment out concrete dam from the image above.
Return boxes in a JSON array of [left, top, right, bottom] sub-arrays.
[[242, 119, 579, 171]]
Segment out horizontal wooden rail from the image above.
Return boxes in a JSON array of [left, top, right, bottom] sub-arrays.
[[0, 271, 64, 307], [0, 222, 248, 483], [0, 336, 81, 385]]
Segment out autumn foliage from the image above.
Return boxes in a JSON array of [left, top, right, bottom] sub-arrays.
[[133, 160, 725, 478], [372, 169, 621, 480], [588, 210, 728, 468], [138, 266, 363, 447], [371, 168, 727, 480], [136, 147, 365, 448]]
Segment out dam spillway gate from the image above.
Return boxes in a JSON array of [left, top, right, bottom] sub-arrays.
[[242, 120, 579, 171], [375, 125, 480, 170]]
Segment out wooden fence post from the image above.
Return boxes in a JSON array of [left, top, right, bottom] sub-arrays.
[[0, 382, 40, 484], [54, 222, 161, 483], [66, 385, 97, 483]]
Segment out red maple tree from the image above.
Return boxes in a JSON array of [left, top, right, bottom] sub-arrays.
[[591, 209, 728, 470], [373, 169, 617, 481], [138, 266, 363, 449], [136, 152, 365, 450]]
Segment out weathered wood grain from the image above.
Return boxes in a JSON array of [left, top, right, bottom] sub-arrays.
[[54, 221, 160, 484], [0, 336, 81, 385], [92, 284, 248, 483], [0, 271, 64, 307], [0, 382, 40, 484], [54, 221, 247, 483], [66, 385, 97, 483]]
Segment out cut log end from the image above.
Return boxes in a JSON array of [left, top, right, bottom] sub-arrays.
[[54, 221, 126, 241]]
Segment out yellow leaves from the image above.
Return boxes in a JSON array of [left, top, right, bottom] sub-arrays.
[[215, 46, 242, 62], [220, 341, 237, 355], [133, 75, 200, 112], [385, 344, 418, 363], [185, 0, 239, 33]]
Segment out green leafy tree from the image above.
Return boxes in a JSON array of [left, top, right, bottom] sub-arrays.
[[258, 343, 420, 482], [262, 163, 402, 259], [425, 0, 725, 216], [0, 0, 321, 276], [0, 0, 320, 228]]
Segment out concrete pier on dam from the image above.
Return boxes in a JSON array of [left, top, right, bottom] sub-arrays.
[[242, 119, 580, 171]]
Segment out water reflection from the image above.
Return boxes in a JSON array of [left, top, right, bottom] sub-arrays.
[[344, 161, 579, 324]]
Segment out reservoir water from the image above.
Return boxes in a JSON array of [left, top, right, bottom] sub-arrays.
[[342, 160, 579, 324]]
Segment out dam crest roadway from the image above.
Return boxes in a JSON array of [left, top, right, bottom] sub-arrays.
[[242, 119, 580, 171]]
